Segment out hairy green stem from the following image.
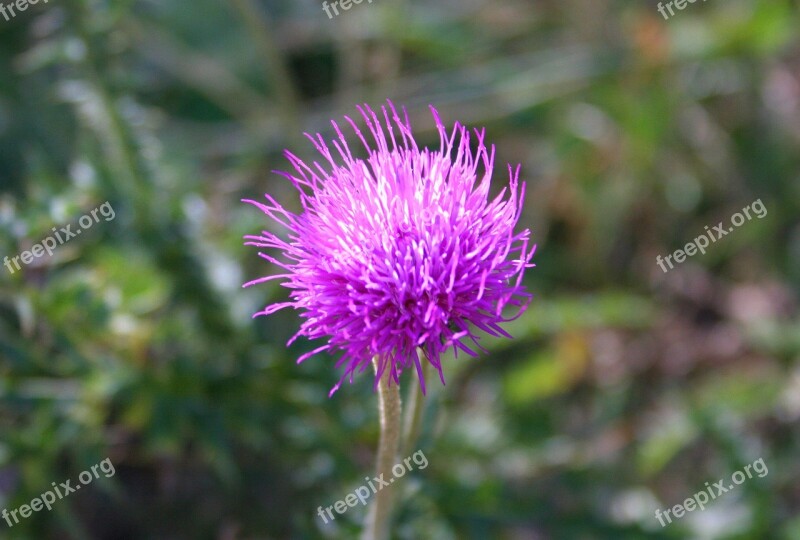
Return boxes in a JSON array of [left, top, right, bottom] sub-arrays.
[[362, 357, 402, 540]]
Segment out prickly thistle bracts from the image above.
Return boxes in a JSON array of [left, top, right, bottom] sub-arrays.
[[243, 102, 536, 395]]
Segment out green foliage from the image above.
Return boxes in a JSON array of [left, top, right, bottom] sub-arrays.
[[0, 0, 799, 538]]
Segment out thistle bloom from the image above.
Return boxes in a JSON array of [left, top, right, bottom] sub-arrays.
[[244, 102, 536, 396]]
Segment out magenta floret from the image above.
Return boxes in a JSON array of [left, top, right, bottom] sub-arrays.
[[244, 101, 536, 396]]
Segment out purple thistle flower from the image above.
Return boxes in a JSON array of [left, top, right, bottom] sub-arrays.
[[243, 101, 536, 396]]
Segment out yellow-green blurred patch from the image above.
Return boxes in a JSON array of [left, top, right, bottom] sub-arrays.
[[504, 332, 589, 404]]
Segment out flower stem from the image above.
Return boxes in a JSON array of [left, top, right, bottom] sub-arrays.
[[401, 354, 429, 457], [362, 357, 402, 540]]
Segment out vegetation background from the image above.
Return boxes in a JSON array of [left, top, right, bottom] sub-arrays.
[[1, 0, 799, 538]]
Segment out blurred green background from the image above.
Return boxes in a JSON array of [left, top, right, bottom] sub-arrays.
[[1, 0, 799, 538]]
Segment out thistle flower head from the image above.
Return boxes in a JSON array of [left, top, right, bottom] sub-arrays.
[[244, 101, 536, 396]]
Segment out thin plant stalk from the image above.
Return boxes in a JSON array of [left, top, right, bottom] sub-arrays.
[[362, 357, 402, 540], [401, 353, 429, 457]]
